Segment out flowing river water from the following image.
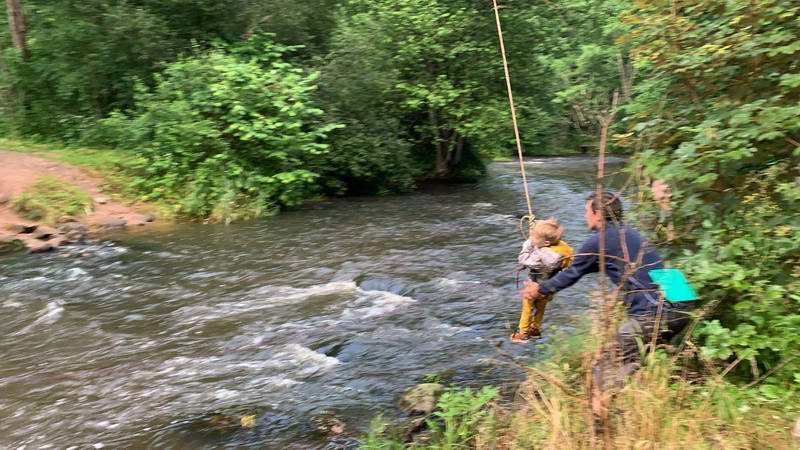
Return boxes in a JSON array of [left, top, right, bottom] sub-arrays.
[[0, 157, 626, 449]]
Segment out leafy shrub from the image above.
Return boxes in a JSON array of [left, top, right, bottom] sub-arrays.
[[424, 387, 498, 450], [362, 386, 498, 450], [624, 0, 800, 389], [104, 37, 340, 221], [13, 176, 93, 224]]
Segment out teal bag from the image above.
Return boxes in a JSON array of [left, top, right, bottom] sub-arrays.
[[649, 268, 698, 302]]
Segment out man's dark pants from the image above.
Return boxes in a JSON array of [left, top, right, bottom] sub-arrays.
[[595, 305, 696, 390], [617, 306, 695, 372]]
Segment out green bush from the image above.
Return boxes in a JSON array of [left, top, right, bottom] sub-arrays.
[[13, 176, 93, 224], [362, 386, 498, 450], [103, 37, 340, 221], [624, 0, 800, 390]]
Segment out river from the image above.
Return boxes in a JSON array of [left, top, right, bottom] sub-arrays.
[[0, 157, 625, 449]]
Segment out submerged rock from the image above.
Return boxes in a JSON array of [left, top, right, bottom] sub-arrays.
[[193, 409, 261, 432], [399, 383, 445, 415], [311, 410, 347, 436]]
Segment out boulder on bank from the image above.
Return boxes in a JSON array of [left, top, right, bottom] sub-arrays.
[[399, 383, 445, 415], [0, 235, 25, 254], [27, 240, 54, 254], [96, 218, 127, 231], [4, 223, 37, 234], [59, 222, 89, 243], [31, 225, 58, 240]]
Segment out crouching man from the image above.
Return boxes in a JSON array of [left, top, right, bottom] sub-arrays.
[[521, 192, 697, 382]]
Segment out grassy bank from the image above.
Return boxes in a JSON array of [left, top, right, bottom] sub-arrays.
[[0, 138, 134, 174], [0, 138, 140, 199], [365, 330, 799, 449], [0, 138, 176, 220]]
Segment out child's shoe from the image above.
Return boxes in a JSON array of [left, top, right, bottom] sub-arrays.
[[510, 331, 529, 342], [510, 328, 541, 343]]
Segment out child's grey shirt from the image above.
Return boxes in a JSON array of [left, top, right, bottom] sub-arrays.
[[518, 240, 564, 278]]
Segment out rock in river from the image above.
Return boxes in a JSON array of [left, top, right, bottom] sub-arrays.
[[399, 383, 445, 415]]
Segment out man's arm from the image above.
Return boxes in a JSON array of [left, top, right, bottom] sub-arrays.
[[538, 235, 600, 295]]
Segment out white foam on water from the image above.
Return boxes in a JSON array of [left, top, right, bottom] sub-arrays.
[[63, 267, 90, 282], [472, 202, 494, 208], [213, 389, 239, 400], [434, 277, 482, 288], [253, 281, 358, 300], [341, 290, 416, 319], [472, 213, 516, 226], [172, 281, 358, 323], [18, 300, 64, 334], [437, 322, 472, 335], [274, 344, 341, 369]]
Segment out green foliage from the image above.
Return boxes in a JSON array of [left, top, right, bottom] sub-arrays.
[[361, 416, 405, 450], [321, 0, 505, 187], [13, 176, 93, 224], [1, 1, 177, 140], [363, 386, 498, 450], [424, 387, 498, 450], [0, 0, 342, 142], [624, 0, 800, 389], [103, 38, 339, 221], [522, 0, 634, 152]]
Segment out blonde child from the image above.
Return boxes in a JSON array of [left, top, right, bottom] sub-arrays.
[[511, 218, 573, 342]]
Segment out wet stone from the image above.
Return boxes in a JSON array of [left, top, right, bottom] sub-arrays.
[[311, 410, 346, 436], [5, 223, 37, 234], [98, 218, 127, 230], [399, 383, 444, 415], [57, 215, 78, 224], [32, 225, 58, 240], [27, 240, 54, 254]]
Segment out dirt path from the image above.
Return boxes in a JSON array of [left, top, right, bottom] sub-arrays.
[[0, 150, 156, 253]]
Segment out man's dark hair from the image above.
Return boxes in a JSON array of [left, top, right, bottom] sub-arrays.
[[587, 191, 624, 223]]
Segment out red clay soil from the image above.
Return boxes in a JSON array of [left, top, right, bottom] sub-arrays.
[[0, 150, 155, 252]]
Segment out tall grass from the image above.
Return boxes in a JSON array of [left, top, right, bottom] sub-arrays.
[[364, 291, 797, 450], [487, 328, 797, 449]]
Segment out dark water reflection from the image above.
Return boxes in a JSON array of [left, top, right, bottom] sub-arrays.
[[0, 157, 626, 449]]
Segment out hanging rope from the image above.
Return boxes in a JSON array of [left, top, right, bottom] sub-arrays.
[[492, 0, 534, 225]]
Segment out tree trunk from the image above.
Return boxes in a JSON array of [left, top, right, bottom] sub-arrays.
[[6, 0, 29, 61], [452, 134, 464, 166]]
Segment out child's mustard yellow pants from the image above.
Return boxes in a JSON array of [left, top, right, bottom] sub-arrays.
[[518, 294, 553, 333]]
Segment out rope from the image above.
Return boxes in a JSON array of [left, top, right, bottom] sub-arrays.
[[492, 0, 534, 223]]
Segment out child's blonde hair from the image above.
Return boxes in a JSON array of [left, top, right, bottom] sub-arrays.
[[532, 218, 563, 244]]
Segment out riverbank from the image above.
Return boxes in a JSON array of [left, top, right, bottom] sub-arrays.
[[366, 332, 800, 449], [0, 141, 158, 254]]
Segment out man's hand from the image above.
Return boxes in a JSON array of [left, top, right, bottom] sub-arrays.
[[521, 280, 540, 301]]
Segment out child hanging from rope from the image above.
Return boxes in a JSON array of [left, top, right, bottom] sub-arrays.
[[511, 218, 573, 342]]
